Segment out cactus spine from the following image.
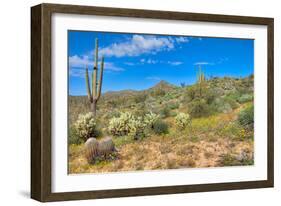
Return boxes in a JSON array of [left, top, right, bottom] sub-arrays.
[[85, 38, 104, 117], [196, 65, 206, 98]]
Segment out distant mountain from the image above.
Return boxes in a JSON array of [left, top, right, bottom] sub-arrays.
[[101, 80, 176, 98], [148, 80, 176, 92]]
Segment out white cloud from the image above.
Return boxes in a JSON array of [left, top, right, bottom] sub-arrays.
[[140, 58, 158, 64], [99, 35, 189, 58], [104, 62, 124, 72], [193, 62, 214, 66], [194, 58, 229, 67], [125, 58, 183, 66], [175, 37, 189, 43], [167, 61, 183, 66], [69, 55, 93, 67], [69, 68, 85, 78], [68, 55, 124, 76]]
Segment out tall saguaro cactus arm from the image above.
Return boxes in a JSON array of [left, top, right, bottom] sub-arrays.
[[97, 56, 104, 100], [84, 38, 105, 117], [92, 38, 98, 98], [85, 66, 92, 102]]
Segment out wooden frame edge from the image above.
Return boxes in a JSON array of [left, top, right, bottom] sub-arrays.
[[31, 4, 43, 201], [31, 3, 274, 202]]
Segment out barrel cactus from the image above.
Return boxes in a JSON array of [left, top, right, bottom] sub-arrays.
[[84, 137, 116, 163], [175, 112, 191, 129]]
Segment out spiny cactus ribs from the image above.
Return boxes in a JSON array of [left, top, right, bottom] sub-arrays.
[[85, 38, 104, 117], [84, 137, 117, 164]]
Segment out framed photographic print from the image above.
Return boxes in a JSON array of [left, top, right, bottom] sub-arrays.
[[31, 3, 274, 202]]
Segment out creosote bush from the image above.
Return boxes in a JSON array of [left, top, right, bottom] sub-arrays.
[[188, 99, 210, 118], [69, 125, 83, 145], [73, 112, 98, 142], [238, 94, 253, 103], [153, 120, 169, 135], [175, 112, 191, 129]]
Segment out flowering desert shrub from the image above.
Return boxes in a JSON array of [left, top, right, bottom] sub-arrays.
[[175, 112, 191, 129]]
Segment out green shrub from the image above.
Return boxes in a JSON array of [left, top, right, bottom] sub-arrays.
[[153, 120, 169, 135], [238, 94, 253, 103], [204, 89, 216, 104], [209, 98, 232, 114], [168, 102, 179, 110], [188, 99, 210, 118], [170, 111, 177, 117], [226, 91, 241, 102], [175, 112, 191, 129], [238, 104, 254, 129], [73, 112, 99, 142], [68, 125, 83, 144], [186, 85, 197, 101], [134, 92, 147, 103], [224, 96, 239, 110], [160, 106, 171, 118]]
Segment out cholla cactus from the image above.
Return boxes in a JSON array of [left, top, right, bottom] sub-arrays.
[[128, 117, 146, 139], [175, 112, 191, 129], [108, 112, 134, 136], [108, 112, 146, 139], [74, 112, 97, 141], [144, 112, 159, 129]]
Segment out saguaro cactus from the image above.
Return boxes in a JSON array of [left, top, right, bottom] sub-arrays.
[[196, 65, 206, 98], [85, 38, 104, 117]]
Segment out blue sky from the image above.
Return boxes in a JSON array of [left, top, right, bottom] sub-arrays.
[[68, 31, 254, 96]]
